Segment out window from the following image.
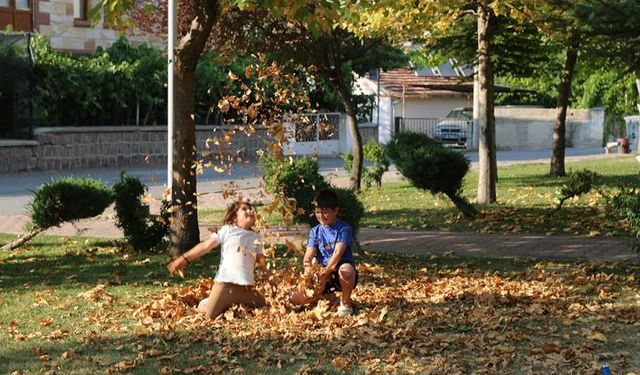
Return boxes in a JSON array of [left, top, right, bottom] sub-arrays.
[[74, 0, 86, 19], [15, 0, 29, 10], [74, 0, 90, 27], [0, 0, 33, 32]]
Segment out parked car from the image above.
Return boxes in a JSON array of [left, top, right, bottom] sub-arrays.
[[434, 108, 472, 147]]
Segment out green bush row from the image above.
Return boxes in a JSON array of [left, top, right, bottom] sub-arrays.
[[32, 36, 167, 126], [30, 36, 255, 127]]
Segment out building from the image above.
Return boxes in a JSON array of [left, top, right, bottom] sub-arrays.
[[0, 0, 157, 52], [357, 60, 476, 144]]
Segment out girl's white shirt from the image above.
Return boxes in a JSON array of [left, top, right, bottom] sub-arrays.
[[212, 225, 263, 286]]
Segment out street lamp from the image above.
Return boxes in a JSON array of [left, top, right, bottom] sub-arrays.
[[167, 0, 176, 197]]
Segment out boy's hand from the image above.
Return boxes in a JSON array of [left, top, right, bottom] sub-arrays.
[[320, 267, 333, 280]]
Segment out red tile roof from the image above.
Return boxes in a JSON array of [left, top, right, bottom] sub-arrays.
[[370, 68, 511, 98], [374, 68, 472, 98]]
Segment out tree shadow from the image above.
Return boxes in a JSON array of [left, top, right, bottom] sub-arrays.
[[0, 243, 220, 290]]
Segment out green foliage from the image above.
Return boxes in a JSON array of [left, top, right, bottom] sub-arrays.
[[560, 169, 599, 201], [341, 153, 353, 174], [573, 69, 638, 139], [260, 156, 363, 230], [112, 173, 168, 252], [386, 132, 476, 218], [363, 140, 389, 188], [609, 188, 640, 252], [195, 51, 229, 125], [0, 33, 33, 137], [32, 35, 166, 126], [333, 187, 364, 233], [353, 94, 376, 123], [551, 169, 599, 214], [342, 140, 390, 189], [30, 177, 113, 229], [0, 35, 30, 96], [260, 155, 329, 226]]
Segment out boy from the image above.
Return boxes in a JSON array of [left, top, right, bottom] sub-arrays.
[[289, 189, 358, 317]]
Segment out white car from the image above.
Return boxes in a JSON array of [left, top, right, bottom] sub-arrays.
[[434, 108, 472, 147]]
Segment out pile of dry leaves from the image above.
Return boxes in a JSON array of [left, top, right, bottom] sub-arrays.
[[128, 254, 639, 374]]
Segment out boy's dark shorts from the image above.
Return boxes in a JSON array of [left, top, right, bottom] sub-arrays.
[[323, 262, 358, 293]]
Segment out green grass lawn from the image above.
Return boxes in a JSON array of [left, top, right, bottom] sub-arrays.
[[2, 155, 639, 373], [200, 155, 640, 237], [1, 234, 639, 373], [357, 155, 640, 236]]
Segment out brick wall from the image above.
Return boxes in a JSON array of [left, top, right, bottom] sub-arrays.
[[0, 126, 272, 173]]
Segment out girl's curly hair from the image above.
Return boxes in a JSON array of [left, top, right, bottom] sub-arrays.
[[222, 199, 253, 225]]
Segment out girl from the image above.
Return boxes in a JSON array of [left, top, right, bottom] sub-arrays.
[[167, 200, 272, 319]]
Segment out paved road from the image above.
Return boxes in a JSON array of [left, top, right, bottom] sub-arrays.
[[0, 147, 607, 215]]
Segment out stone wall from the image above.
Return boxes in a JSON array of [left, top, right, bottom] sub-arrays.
[[494, 107, 605, 150], [0, 126, 271, 173]]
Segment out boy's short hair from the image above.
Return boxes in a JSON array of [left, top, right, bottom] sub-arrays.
[[314, 189, 340, 209]]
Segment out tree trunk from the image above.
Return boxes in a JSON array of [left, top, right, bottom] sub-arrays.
[[169, 0, 220, 252], [476, 3, 497, 204], [447, 193, 478, 219], [550, 41, 579, 177], [334, 72, 363, 191], [0, 228, 44, 251]]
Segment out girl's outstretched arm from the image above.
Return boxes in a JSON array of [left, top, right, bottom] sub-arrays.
[[167, 236, 220, 275]]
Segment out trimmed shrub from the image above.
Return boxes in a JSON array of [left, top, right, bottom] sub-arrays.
[[551, 169, 599, 214], [260, 156, 363, 231], [608, 188, 640, 252], [31, 177, 113, 229], [112, 173, 168, 252], [342, 140, 390, 189], [261, 155, 330, 226], [362, 140, 389, 188], [386, 132, 476, 218], [334, 187, 364, 233]]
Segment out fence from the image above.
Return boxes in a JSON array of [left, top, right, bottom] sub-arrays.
[[289, 113, 341, 143]]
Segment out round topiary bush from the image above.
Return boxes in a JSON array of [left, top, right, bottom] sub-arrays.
[[2, 176, 114, 251], [260, 156, 365, 230], [31, 177, 114, 229], [386, 132, 477, 218]]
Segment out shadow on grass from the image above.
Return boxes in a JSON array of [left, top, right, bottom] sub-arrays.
[[0, 241, 221, 290], [362, 205, 632, 237]]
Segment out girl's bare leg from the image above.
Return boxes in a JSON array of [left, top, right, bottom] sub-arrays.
[[198, 283, 266, 319]]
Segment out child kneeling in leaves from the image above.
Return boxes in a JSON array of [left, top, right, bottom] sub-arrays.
[[290, 189, 358, 317], [167, 200, 274, 319]]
